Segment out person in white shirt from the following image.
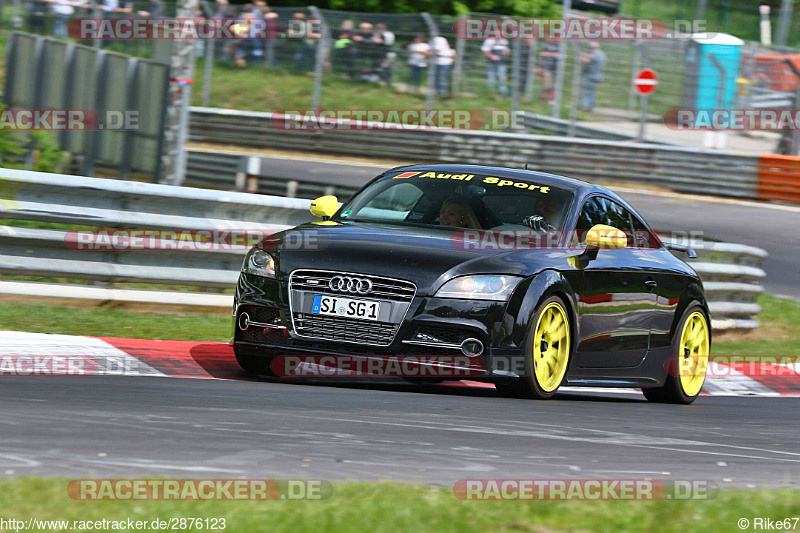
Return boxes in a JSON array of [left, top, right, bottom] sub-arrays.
[[49, 0, 77, 37], [431, 35, 455, 97], [406, 34, 430, 93], [481, 35, 510, 97]]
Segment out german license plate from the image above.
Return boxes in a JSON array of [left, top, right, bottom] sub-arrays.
[[312, 294, 381, 321]]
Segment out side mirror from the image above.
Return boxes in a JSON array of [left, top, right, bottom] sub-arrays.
[[574, 224, 628, 264], [585, 224, 627, 250], [310, 195, 338, 220]]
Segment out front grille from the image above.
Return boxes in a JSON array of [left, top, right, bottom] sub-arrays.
[[235, 305, 285, 343], [290, 269, 416, 303], [239, 305, 280, 324], [293, 313, 400, 346], [413, 326, 470, 346]]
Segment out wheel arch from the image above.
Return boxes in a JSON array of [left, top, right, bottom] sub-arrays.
[[507, 269, 580, 356], [669, 278, 712, 347]]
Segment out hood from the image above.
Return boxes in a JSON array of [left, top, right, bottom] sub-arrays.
[[266, 221, 566, 295]]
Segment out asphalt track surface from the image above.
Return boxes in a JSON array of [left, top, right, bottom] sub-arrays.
[[253, 156, 800, 300], [2, 375, 799, 487]]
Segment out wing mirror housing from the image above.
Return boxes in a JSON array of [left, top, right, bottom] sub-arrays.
[[310, 195, 338, 220], [576, 224, 628, 263], [585, 224, 627, 250]]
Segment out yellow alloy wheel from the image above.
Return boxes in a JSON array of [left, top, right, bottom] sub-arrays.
[[678, 311, 710, 397], [532, 301, 571, 392]]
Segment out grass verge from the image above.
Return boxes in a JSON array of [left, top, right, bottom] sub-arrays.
[[1, 478, 799, 533], [0, 294, 797, 354], [0, 303, 231, 342]]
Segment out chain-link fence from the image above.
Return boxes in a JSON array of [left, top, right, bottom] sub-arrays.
[[4, 2, 799, 147]]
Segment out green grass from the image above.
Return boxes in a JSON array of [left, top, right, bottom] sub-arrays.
[[192, 64, 576, 123], [0, 294, 797, 354], [0, 303, 232, 341], [1, 478, 799, 532], [712, 293, 800, 356]]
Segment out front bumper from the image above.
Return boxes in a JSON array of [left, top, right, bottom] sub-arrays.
[[232, 273, 528, 379]]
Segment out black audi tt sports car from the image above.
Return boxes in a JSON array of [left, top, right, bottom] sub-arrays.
[[232, 164, 711, 403]]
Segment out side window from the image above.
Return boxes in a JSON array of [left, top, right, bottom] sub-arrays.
[[576, 196, 636, 245], [576, 197, 605, 233], [604, 199, 634, 234], [630, 211, 660, 249]]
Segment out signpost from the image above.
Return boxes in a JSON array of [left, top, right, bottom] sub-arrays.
[[634, 68, 658, 142]]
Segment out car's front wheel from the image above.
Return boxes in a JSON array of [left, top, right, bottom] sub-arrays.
[[642, 305, 710, 404], [497, 295, 572, 400]]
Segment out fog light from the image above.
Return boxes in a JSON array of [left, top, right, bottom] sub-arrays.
[[461, 338, 484, 357], [238, 312, 251, 331]]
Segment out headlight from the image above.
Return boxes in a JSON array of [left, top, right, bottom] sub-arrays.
[[434, 275, 522, 301], [242, 248, 276, 278]]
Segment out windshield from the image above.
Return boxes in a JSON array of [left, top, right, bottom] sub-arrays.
[[334, 170, 574, 230]]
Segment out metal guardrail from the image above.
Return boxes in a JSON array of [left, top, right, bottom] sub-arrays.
[[519, 112, 675, 144], [744, 88, 796, 110], [0, 167, 767, 329], [189, 107, 763, 200], [662, 238, 767, 330]]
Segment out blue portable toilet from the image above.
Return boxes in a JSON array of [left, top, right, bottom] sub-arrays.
[[682, 33, 744, 111]]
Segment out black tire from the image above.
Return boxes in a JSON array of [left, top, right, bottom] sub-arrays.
[[497, 295, 573, 400], [234, 345, 277, 377], [642, 304, 711, 405]]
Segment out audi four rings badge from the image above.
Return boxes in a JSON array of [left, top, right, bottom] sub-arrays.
[[329, 276, 373, 295]]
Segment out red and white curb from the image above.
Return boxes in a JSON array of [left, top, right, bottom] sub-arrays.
[[1, 331, 798, 397]]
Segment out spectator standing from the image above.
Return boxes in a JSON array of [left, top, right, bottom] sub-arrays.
[[406, 34, 430, 93], [580, 41, 606, 111], [372, 23, 396, 85], [431, 35, 455, 97], [136, 0, 162, 17], [260, 3, 279, 67], [334, 20, 357, 79], [26, 0, 49, 34], [481, 33, 510, 96], [289, 13, 319, 72], [538, 38, 559, 102], [246, 3, 265, 60], [352, 21, 375, 76], [50, 0, 78, 37]]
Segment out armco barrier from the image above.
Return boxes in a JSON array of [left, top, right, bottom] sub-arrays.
[[0, 168, 767, 329], [757, 154, 800, 203], [188, 107, 764, 200]]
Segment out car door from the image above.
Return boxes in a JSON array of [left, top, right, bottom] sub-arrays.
[[572, 196, 662, 368]]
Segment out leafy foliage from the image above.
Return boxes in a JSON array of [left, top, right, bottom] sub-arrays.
[[0, 106, 68, 173]]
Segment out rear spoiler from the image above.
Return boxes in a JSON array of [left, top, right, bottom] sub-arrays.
[[663, 242, 697, 259]]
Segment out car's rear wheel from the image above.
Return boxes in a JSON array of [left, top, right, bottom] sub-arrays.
[[497, 295, 572, 400], [642, 305, 710, 404], [234, 345, 277, 377]]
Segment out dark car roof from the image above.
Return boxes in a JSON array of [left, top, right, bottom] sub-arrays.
[[386, 164, 616, 200]]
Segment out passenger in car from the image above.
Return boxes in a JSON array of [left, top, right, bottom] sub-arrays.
[[438, 197, 482, 229]]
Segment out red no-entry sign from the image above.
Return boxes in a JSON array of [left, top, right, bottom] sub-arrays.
[[633, 69, 658, 95]]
